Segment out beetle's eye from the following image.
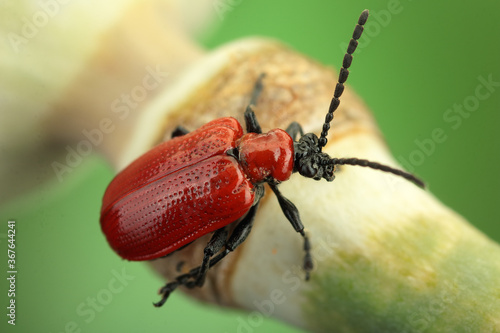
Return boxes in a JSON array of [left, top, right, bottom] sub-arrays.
[[299, 161, 317, 179]]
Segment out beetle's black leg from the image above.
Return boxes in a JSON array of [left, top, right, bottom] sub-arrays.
[[154, 186, 264, 307], [223, 204, 257, 252], [193, 185, 264, 273], [153, 281, 178, 307], [194, 227, 229, 287], [190, 201, 259, 276], [153, 272, 193, 307], [244, 73, 266, 134], [285, 122, 304, 141], [171, 126, 190, 138], [196, 184, 264, 271], [268, 183, 313, 280]]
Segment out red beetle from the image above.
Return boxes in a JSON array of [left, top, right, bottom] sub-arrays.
[[100, 10, 424, 307]]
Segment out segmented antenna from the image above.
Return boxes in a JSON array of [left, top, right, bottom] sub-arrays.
[[329, 157, 425, 188], [318, 9, 369, 151]]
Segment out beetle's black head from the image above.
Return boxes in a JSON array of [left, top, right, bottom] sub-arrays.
[[294, 133, 335, 182]]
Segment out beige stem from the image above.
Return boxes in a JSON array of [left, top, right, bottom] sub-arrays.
[[127, 39, 500, 331], [51, 1, 204, 166]]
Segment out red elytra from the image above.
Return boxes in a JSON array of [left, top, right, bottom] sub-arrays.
[[100, 117, 293, 261], [99, 10, 424, 307]]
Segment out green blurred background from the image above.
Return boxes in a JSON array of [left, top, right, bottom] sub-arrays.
[[1, 1, 499, 332]]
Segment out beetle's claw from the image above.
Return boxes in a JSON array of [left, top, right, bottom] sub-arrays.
[[154, 281, 180, 307], [153, 298, 166, 308], [304, 251, 313, 280], [304, 259, 313, 282], [153, 291, 170, 307]]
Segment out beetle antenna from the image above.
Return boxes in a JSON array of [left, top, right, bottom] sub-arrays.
[[328, 157, 425, 188], [318, 9, 369, 151]]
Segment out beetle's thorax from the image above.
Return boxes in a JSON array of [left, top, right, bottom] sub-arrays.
[[236, 129, 294, 184], [293, 133, 335, 181]]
